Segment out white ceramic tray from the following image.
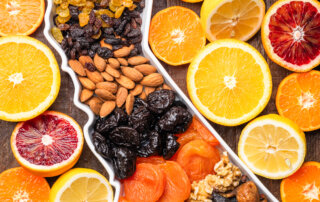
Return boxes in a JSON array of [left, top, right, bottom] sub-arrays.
[[44, 0, 278, 201]]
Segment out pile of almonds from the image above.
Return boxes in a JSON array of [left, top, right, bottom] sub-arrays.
[[68, 46, 170, 117]]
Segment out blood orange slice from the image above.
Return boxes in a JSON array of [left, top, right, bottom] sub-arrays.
[[11, 111, 84, 177], [262, 0, 320, 72]]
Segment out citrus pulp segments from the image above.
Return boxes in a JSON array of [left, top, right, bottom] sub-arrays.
[[200, 0, 265, 42], [187, 39, 272, 126], [0, 36, 60, 121], [261, 0, 320, 72], [280, 161, 320, 202], [0, 0, 45, 36], [238, 114, 306, 179], [50, 168, 113, 202], [11, 111, 84, 177]]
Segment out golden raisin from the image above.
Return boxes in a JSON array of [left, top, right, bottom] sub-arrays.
[[51, 27, 64, 43], [128, 4, 137, 11], [79, 12, 90, 27], [60, 1, 69, 9], [122, 0, 133, 7], [69, 0, 86, 6], [56, 6, 70, 18], [96, 9, 114, 17], [115, 6, 125, 18], [92, 30, 102, 39], [111, 0, 122, 7], [54, 0, 63, 4], [56, 15, 71, 24], [109, 3, 118, 12], [85, 1, 95, 9]]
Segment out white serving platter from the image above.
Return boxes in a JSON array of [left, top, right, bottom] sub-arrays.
[[44, 0, 278, 201]]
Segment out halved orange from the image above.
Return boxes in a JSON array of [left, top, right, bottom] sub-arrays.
[[281, 161, 320, 202], [0, 36, 60, 122], [0, 0, 45, 36], [149, 6, 206, 66], [276, 70, 320, 131], [0, 167, 50, 201]]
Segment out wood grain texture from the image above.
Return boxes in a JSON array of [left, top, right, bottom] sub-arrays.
[[0, 0, 319, 200]]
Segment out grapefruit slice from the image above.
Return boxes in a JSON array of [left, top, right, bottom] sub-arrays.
[[262, 0, 320, 72], [11, 111, 84, 177]]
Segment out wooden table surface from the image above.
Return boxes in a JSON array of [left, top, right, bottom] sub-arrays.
[[1, 0, 319, 201]]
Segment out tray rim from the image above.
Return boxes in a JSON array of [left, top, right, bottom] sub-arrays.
[[43, 0, 278, 201]]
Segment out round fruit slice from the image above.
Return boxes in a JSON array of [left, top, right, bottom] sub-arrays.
[[261, 0, 320, 72], [0, 36, 60, 122], [187, 39, 272, 126], [281, 162, 320, 202], [149, 6, 206, 66], [200, 0, 265, 42], [276, 70, 320, 131], [50, 168, 113, 202], [0, 167, 50, 201], [0, 0, 45, 36], [238, 114, 306, 179], [11, 111, 84, 177]]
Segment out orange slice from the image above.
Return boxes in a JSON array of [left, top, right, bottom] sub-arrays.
[[276, 70, 320, 131], [0, 167, 50, 201], [0, 36, 60, 122], [0, 0, 45, 36], [11, 111, 84, 177], [281, 162, 320, 202], [149, 6, 206, 66]]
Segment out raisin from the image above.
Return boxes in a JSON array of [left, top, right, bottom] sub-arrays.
[[97, 47, 114, 59], [103, 27, 114, 35], [115, 19, 128, 35], [104, 37, 122, 45], [89, 10, 96, 25], [127, 29, 141, 38], [101, 14, 114, 26], [112, 44, 123, 50], [58, 23, 70, 31]]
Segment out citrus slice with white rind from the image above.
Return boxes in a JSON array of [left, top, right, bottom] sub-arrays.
[[200, 0, 265, 42], [50, 168, 113, 202], [187, 39, 272, 126], [0, 36, 60, 121], [238, 114, 306, 179]]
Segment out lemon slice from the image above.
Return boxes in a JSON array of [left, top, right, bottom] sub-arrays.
[[238, 114, 306, 179], [187, 39, 272, 126], [200, 0, 265, 41], [50, 168, 113, 202]]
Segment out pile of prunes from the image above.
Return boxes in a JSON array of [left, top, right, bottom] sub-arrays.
[[92, 89, 193, 179]]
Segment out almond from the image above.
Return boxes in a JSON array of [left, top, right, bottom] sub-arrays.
[[113, 44, 134, 58], [80, 89, 93, 102], [139, 91, 147, 100], [79, 55, 94, 66], [87, 97, 103, 115], [130, 84, 143, 96], [134, 64, 157, 75], [96, 82, 118, 93], [144, 86, 155, 96], [101, 72, 114, 82], [68, 60, 86, 76], [140, 73, 164, 87], [86, 70, 104, 83], [95, 89, 116, 100], [125, 93, 135, 115], [121, 67, 143, 82], [100, 101, 116, 118], [78, 77, 96, 90], [128, 56, 149, 66], [108, 58, 120, 69], [116, 75, 135, 89], [100, 39, 112, 50], [106, 64, 121, 78], [94, 54, 107, 72], [116, 87, 128, 107], [117, 58, 128, 66], [163, 84, 172, 90]]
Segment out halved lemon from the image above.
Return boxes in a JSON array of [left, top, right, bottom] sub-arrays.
[[0, 36, 60, 121], [200, 0, 265, 42], [187, 39, 272, 126], [49, 168, 113, 202], [238, 114, 306, 179]]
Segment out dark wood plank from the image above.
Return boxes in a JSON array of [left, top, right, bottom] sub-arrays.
[[1, 0, 319, 200]]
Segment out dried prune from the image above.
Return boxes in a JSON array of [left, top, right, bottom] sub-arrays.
[[137, 131, 162, 157], [97, 47, 114, 58], [112, 146, 136, 179], [158, 106, 192, 133], [129, 106, 153, 133], [162, 133, 179, 159], [134, 97, 148, 108], [92, 131, 111, 159], [109, 127, 140, 147], [147, 90, 175, 114], [95, 115, 118, 134], [114, 108, 128, 125]]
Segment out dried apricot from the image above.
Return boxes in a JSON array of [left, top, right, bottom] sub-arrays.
[[191, 117, 220, 146], [123, 163, 165, 202], [158, 161, 191, 202], [176, 139, 221, 182], [136, 156, 166, 165]]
